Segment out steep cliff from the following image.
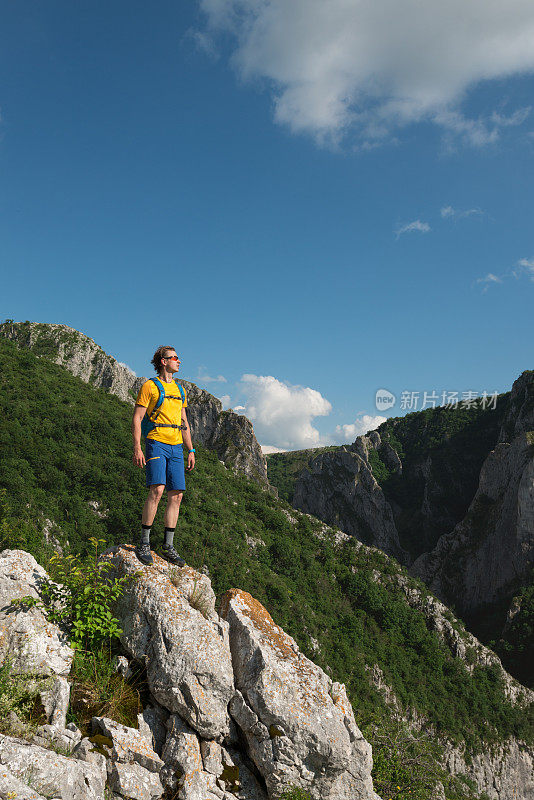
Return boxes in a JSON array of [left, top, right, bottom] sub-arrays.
[[411, 431, 534, 615], [292, 431, 408, 563], [0, 320, 267, 484]]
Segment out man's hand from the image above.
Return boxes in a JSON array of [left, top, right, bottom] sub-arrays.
[[187, 451, 195, 471], [133, 447, 146, 468]]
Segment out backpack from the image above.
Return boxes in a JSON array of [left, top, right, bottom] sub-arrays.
[[141, 378, 186, 439]]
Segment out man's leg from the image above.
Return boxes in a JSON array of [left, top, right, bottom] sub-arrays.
[[160, 491, 185, 565], [164, 490, 183, 530], [136, 484, 165, 565], [143, 484, 166, 526]]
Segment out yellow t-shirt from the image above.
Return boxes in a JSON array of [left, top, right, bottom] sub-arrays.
[[136, 378, 188, 445]]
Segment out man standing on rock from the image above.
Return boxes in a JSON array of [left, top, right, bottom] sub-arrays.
[[132, 346, 195, 566]]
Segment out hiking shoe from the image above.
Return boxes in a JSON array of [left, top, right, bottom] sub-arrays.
[[160, 545, 185, 567], [135, 542, 154, 566]]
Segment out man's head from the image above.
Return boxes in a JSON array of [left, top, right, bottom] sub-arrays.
[[151, 345, 181, 376]]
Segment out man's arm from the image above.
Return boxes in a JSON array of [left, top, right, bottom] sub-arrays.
[[181, 408, 195, 471], [132, 405, 147, 467]]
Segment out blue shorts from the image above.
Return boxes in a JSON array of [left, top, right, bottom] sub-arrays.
[[145, 439, 186, 492]]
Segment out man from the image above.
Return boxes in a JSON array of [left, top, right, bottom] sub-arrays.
[[132, 346, 195, 566]]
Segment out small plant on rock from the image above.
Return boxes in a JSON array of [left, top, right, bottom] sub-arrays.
[[188, 578, 212, 619], [0, 657, 48, 737], [280, 787, 312, 800]]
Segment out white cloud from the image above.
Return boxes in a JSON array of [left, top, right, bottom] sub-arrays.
[[238, 373, 332, 450], [441, 205, 484, 220], [333, 414, 387, 444], [513, 258, 534, 280], [195, 366, 227, 383], [198, 0, 534, 145], [395, 220, 431, 238], [475, 257, 534, 291], [218, 394, 232, 408], [261, 445, 288, 454], [475, 272, 503, 293]]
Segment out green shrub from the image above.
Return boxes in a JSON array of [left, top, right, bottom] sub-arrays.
[[67, 647, 142, 733]]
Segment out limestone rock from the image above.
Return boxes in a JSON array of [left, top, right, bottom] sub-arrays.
[[104, 546, 235, 740], [91, 716, 164, 773], [0, 550, 73, 677], [293, 435, 407, 562], [160, 716, 228, 800], [0, 734, 106, 800], [443, 737, 534, 800], [0, 764, 46, 799], [71, 737, 108, 771], [220, 588, 377, 800], [138, 704, 168, 755], [109, 762, 164, 800], [40, 677, 70, 729]]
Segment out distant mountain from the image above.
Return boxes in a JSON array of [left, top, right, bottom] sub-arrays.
[[0, 319, 268, 484]]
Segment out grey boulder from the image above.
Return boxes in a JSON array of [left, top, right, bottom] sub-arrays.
[[221, 588, 378, 800], [103, 546, 235, 740]]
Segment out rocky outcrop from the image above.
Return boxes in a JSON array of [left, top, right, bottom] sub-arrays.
[[499, 370, 534, 443], [221, 588, 379, 800], [0, 735, 106, 800], [103, 545, 379, 800], [293, 431, 408, 563], [0, 320, 268, 483], [0, 320, 141, 404], [104, 546, 235, 741], [411, 432, 534, 614], [0, 550, 73, 677], [179, 381, 268, 484], [443, 738, 534, 800], [0, 545, 381, 799]]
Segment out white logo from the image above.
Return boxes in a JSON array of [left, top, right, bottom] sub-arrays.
[[375, 388, 396, 410]]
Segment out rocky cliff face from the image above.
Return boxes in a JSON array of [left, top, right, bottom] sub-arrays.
[[0, 320, 268, 484], [291, 371, 534, 618], [0, 547, 380, 800], [293, 431, 408, 563], [499, 370, 534, 443], [411, 431, 534, 614]]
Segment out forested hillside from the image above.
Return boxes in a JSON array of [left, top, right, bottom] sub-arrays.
[[1, 336, 533, 799]]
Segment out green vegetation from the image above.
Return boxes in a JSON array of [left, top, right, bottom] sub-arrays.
[[14, 537, 133, 651], [495, 572, 534, 688], [364, 715, 487, 800], [0, 658, 47, 736], [0, 334, 531, 798], [280, 788, 312, 800], [266, 446, 339, 503], [67, 648, 142, 733]]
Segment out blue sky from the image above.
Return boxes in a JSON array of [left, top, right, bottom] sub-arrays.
[[1, 0, 533, 450]]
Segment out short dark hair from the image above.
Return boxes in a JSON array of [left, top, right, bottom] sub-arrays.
[[151, 345, 176, 373]]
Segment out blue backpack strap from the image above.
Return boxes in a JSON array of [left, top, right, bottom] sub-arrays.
[[173, 380, 185, 404], [151, 377, 166, 412], [141, 378, 166, 439]]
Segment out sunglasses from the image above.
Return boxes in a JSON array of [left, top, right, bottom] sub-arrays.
[[164, 355, 180, 361]]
